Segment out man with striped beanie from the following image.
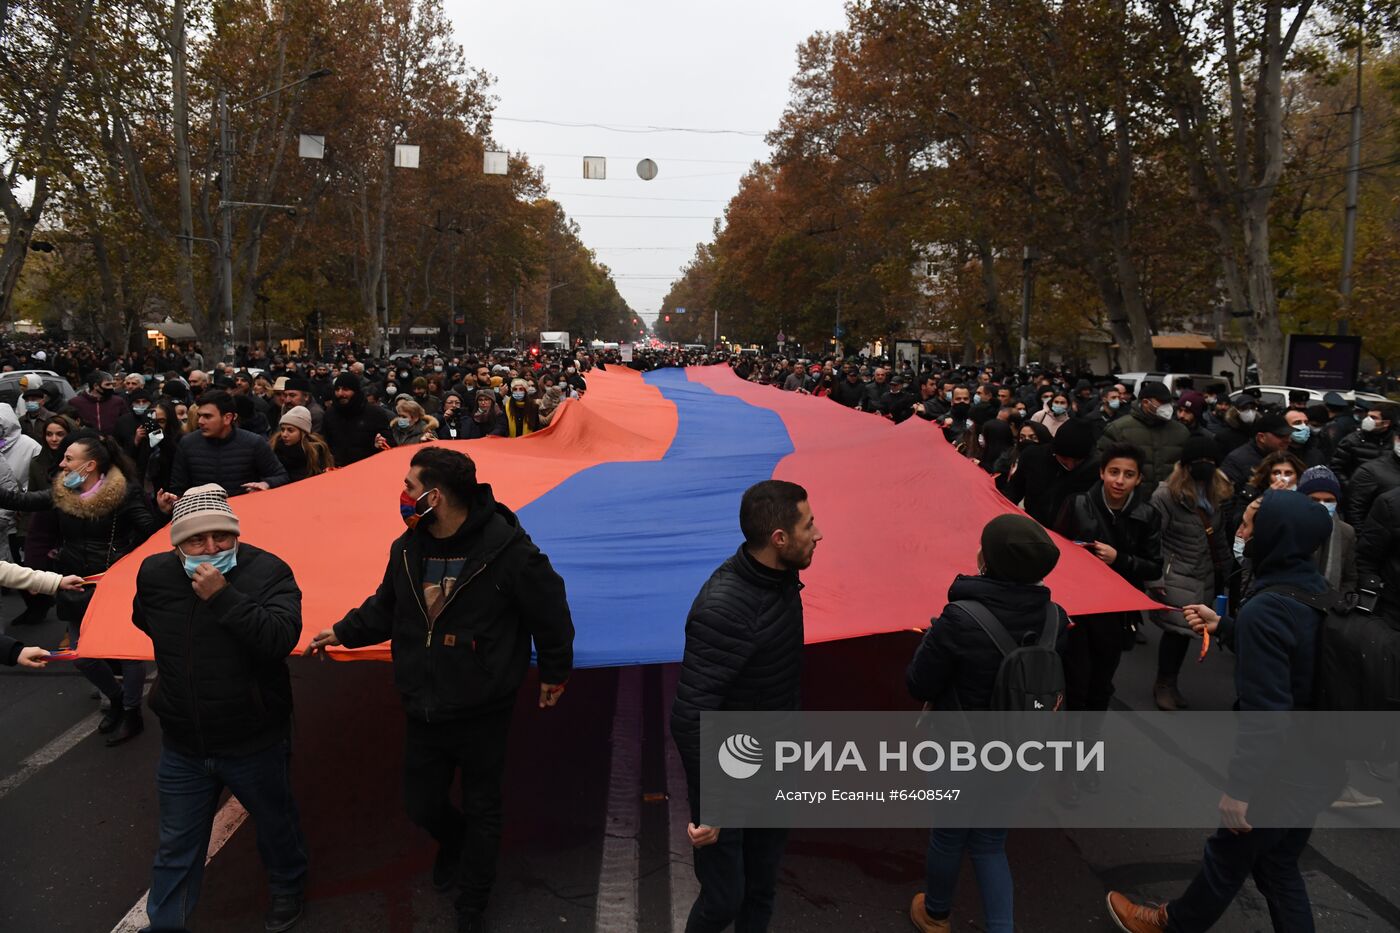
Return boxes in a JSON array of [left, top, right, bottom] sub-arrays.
[[134, 483, 309, 933]]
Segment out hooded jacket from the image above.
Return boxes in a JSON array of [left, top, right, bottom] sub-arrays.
[[0, 468, 159, 617], [333, 484, 574, 722], [0, 404, 37, 542], [1224, 491, 1341, 801], [321, 381, 391, 466]]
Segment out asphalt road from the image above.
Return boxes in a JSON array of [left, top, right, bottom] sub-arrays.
[[2, 594, 1397, 932]]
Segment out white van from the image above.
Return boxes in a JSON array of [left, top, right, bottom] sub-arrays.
[[1115, 371, 1233, 397]]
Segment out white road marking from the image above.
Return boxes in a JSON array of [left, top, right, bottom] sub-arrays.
[[110, 796, 250, 933], [594, 665, 642, 932], [666, 720, 700, 933], [0, 710, 101, 801]]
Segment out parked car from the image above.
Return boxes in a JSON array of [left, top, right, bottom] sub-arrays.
[[1115, 371, 1234, 397], [1230, 384, 1391, 410], [0, 370, 77, 410]]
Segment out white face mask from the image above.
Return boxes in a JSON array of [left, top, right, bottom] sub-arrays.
[[1360, 416, 1378, 433], [1239, 409, 1258, 424], [1154, 402, 1175, 422]]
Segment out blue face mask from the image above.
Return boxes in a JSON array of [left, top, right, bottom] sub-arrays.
[[1108, 398, 1121, 411], [1321, 500, 1337, 518], [1232, 536, 1247, 561], [1291, 425, 1310, 445], [132, 405, 149, 416], [395, 417, 411, 429], [945, 391, 954, 402], [24, 401, 39, 413], [180, 543, 238, 579], [512, 391, 526, 402], [1051, 403, 1067, 416], [61, 469, 86, 490]]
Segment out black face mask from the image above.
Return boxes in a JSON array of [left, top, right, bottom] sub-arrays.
[[99, 387, 114, 399], [1188, 461, 1217, 483], [950, 403, 970, 419]]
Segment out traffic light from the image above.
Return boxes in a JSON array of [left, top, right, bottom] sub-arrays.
[[530, 346, 539, 357], [664, 314, 670, 322]]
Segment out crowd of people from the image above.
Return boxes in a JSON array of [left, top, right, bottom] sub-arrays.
[[0, 337, 1395, 933], [713, 352, 1399, 933]]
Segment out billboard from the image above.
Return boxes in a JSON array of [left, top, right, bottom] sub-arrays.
[[1284, 334, 1362, 391]]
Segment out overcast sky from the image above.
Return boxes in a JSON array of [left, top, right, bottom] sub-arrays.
[[452, 0, 850, 330]]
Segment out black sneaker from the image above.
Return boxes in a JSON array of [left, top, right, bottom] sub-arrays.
[[457, 909, 486, 933], [264, 893, 304, 932], [432, 839, 463, 891]]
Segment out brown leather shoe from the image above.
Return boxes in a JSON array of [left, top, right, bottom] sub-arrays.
[[908, 893, 950, 932], [1106, 891, 1168, 932], [1153, 679, 1178, 711]]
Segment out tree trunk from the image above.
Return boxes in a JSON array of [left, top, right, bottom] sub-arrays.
[[975, 237, 1015, 366]]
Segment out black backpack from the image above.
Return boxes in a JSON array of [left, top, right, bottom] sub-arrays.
[[951, 600, 1066, 712]]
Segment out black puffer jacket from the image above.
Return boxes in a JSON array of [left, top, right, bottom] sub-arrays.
[[133, 544, 301, 757], [1356, 486, 1400, 623], [333, 484, 574, 721], [1345, 448, 1400, 528], [168, 427, 289, 495], [1055, 483, 1163, 588], [906, 574, 1069, 711], [1330, 428, 1392, 487], [671, 547, 804, 822]]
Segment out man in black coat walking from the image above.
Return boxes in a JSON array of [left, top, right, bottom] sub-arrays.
[[671, 480, 820, 933], [308, 448, 573, 933], [321, 373, 391, 467], [135, 485, 308, 933], [997, 418, 1100, 528]]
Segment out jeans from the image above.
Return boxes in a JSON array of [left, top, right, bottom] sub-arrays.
[[923, 827, 1013, 933], [72, 617, 146, 710], [685, 827, 789, 933], [402, 706, 515, 916], [143, 740, 308, 933], [1167, 827, 1314, 932]]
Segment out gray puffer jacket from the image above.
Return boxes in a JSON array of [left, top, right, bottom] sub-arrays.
[[1149, 481, 1228, 635]]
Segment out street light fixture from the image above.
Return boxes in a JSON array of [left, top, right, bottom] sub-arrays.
[[218, 67, 332, 360]]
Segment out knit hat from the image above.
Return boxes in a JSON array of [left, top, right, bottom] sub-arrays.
[[283, 375, 311, 393], [1298, 465, 1342, 500], [1052, 419, 1094, 460], [279, 405, 313, 435], [1180, 434, 1219, 465], [333, 372, 361, 392], [1177, 390, 1206, 415], [170, 484, 240, 547], [980, 514, 1060, 584]]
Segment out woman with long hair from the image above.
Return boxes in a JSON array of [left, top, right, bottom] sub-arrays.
[[0, 432, 159, 744], [136, 400, 183, 497], [1247, 450, 1307, 496], [1030, 391, 1074, 436], [271, 407, 334, 482], [462, 391, 508, 439], [1148, 435, 1232, 711], [11, 415, 77, 627]]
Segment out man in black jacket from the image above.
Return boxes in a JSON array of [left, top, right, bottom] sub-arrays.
[[308, 448, 573, 933], [1356, 485, 1400, 625], [671, 480, 819, 933], [134, 484, 308, 933], [168, 391, 289, 496], [321, 373, 391, 467]]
